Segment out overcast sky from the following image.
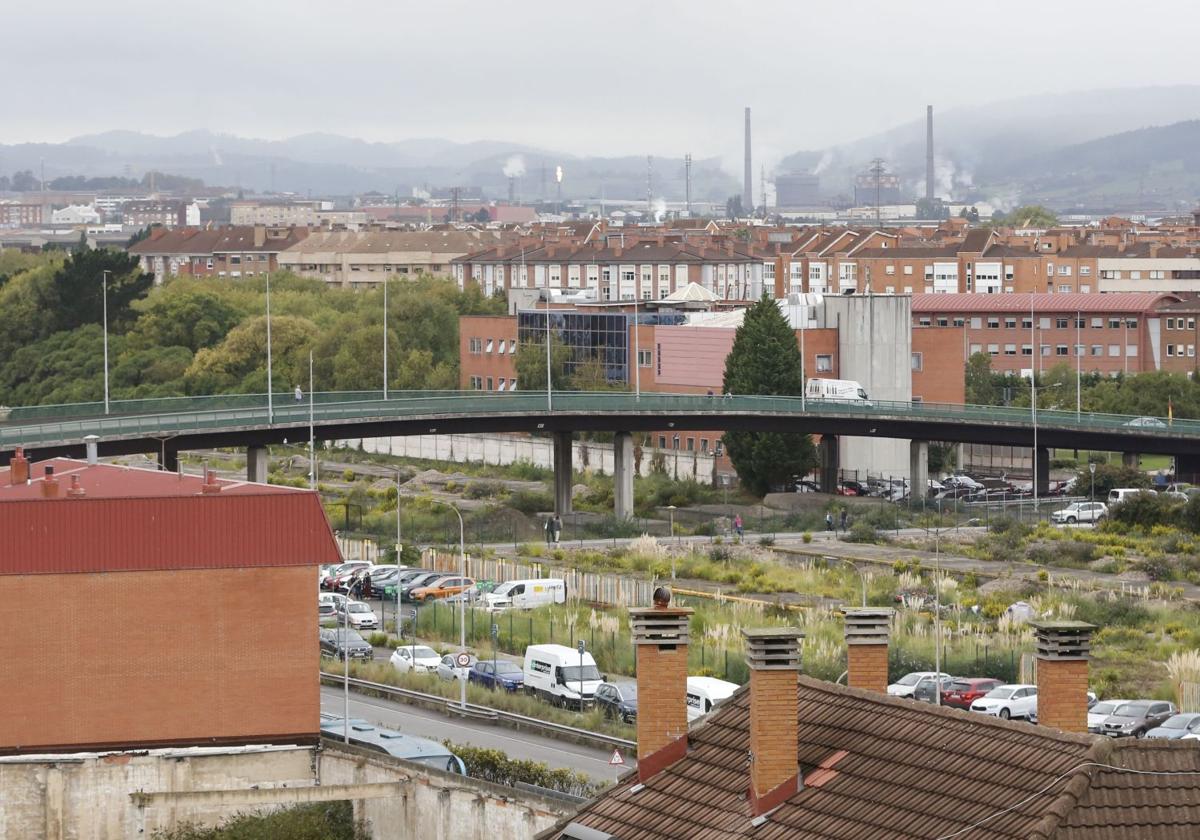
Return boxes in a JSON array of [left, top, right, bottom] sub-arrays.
[[7, 0, 1200, 165]]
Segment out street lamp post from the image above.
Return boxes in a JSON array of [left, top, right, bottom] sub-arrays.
[[429, 499, 468, 709], [666, 504, 677, 551], [1090, 461, 1097, 505], [383, 276, 389, 401], [101, 269, 110, 415], [342, 594, 351, 743], [308, 351, 316, 490], [632, 293, 641, 399], [544, 289, 553, 411], [823, 554, 868, 607], [266, 271, 274, 424]]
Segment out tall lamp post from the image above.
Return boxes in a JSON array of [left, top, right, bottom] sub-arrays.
[[1089, 461, 1097, 505], [308, 351, 316, 489], [429, 498, 468, 709], [544, 289, 553, 411], [266, 271, 274, 424], [101, 269, 111, 414], [383, 276, 389, 401]]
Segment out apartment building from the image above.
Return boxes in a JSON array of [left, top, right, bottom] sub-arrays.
[[912, 292, 1181, 376], [0, 203, 43, 227], [127, 225, 309, 281], [280, 229, 512, 287], [229, 200, 365, 227], [454, 236, 766, 301], [122, 199, 199, 228]]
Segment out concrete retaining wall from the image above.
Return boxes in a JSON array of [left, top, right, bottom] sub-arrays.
[[0, 742, 571, 840], [343, 432, 717, 483]]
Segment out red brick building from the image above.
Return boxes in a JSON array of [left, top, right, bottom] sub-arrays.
[[0, 453, 339, 754]]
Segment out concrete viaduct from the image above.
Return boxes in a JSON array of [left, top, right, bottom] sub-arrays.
[[3, 391, 1199, 518]]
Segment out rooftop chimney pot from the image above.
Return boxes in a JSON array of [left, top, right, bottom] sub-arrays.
[[83, 435, 99, 465], [67, 474, 86, 498], [630, 603, 693, 783], [201, 469, 222, 494], [41, 464, 60, 499], [1032, 621, 1096, 733], [843, 607, 893, 694], [10, 447, 28, 485], [743, 627, 803, 816]]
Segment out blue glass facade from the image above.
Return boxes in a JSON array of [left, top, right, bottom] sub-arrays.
[[516, 310, 686, 384]]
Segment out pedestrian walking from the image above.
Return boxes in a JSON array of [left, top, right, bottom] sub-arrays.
[[840, 509, 848, 532], [551, 514, 562, 545], [825, 512, 834, 532], [294, 385, 303, 402], [544, 517, 552, 545], [734, 514, 744, 539]]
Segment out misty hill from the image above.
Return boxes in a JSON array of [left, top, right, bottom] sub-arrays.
[[778, 85, 1200, 206], [0, 131, 738, 201]]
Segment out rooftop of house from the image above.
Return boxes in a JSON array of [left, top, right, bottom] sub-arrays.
[[542, 676, 1200, 840]]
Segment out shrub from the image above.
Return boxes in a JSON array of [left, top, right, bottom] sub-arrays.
[[1037, 569, 1049, 582], [802, 532, 813, 544], [342, 468, 355, 482], [709, 545, 733, 564], [463, 480, 505, 500], [509, 490, 553, 514], [841, 521, 880, 544], [153, 802, 367, 840], [367, 632, 389, 647], [446, 742, 600, 798], [1110, 493, 1182, 530], [758, 535, 775, 547]]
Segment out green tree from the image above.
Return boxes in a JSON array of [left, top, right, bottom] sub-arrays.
[[127, 284, 245, 353], [185, 315, 318, 394], [514, 333, 570, 391], [964, 352, 997, 405], [721, 294, 816, 496], [50, 247, 151, 334], [568, 355, 624, 391], [1003, 205, 1058, 229], [1073, 463, 1150, 500]]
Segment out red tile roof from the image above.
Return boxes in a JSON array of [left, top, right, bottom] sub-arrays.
[[911, 292, 1179, 314], [0, 460, 339, 575], [543, 677, 1200, 840]]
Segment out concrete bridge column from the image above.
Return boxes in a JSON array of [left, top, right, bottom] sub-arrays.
[[161, 445, 179, 472], [818, 435, 839, 494], [1122, 452, 1139, 470], [955, 442, 966, 471], [909, 440, 929, 504], [614, 432, 634, 520], [553, 431, 572, 515], [1036, 446, 1051, 497], [247, 445, 268, 483]]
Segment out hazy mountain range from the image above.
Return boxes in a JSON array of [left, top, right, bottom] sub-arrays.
[[3, 85, 1200, 211]]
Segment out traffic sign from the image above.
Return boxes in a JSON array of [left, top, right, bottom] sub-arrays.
[[455, 652, 472, 668], [609, 749, 624, 766], [577, 639, 586, 655]]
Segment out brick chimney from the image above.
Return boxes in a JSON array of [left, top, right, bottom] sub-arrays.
[[1033, 621, 1096, 733], [9, 446, 28, 485], [843, 608, 893, 693], [41, 464, 60, 499], [67, 474, 86, 498], [743, 627, 803, 815], [253, 225, 266, 247], [200, 469, 222, 495], [630, 588, 692, 783]]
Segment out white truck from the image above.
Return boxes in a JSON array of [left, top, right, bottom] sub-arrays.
[[523, 644, 604, 709], [482, 578, 566, 612], [686, 676, 739, 722], [804, 378, 871, 404]]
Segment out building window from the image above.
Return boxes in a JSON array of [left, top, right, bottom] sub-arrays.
[[638, 349, 652, 367], [1022, 317, 1033, 329], [1168, 318, 1176, 330], [1004, 317, 1017, 329], [686, 438, 695, 452], [1074, 344, 1084, 356], [911, 352, 923, 371], [485, 339, 494, 353], [970, 344, 982, 355], [1190, 345, 1196, 358], [469, 338, 482, 354], [1058, 284, 1072, 293], [1005, 344, 1017, 355], [1079, 265, 1091, 276], [470, 376, 482, 389], [904, 265, 913, 275], [1126, 345, 1138, 357], [953, 317, 965, 327], [1131, 271, 1142, 280], [1021, 344, 1032, 356], [936, 317, 948, 327], [987, 344, 999, 355], [815, 354, 833, 372], [987, 317, 1000, 329], [1090, 344, 1102, 356], [497, 340, 506, 354], [1108, 344, 1120, 357], [486, 377, 493, 390], [885, 265, 895, 275], [1126, 318, 1138, 329], [1108, 318, 1121, 329], [659, 436, 667, 449], [1056, 318, 1069, 329], [1041, 345, 1051, 357], [1091, 317, 1103, 328], [1056, 345, 1068, 356], [497, 378, 506, 391], [1168, 345, 1176, 357], [1190, 319, 1197, 330], [918, 317, 931, 327]]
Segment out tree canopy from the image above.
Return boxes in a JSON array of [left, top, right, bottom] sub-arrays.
[[721, 294, 816, 496]]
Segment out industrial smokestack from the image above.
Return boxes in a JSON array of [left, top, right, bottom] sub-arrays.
[[743, 107, 753, 213], [925, 105, 934, 202]]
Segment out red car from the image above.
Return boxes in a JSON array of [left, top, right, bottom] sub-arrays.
[[941, 678, 1003, 710]]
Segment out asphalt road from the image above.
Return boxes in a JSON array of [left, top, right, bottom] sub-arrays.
[[319, 685, 631, 780]]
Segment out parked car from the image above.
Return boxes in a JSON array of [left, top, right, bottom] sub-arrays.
[[398, 572, 446, 602], [1108, 488, 1157, 505], [335, 600, 379, 631], [482, 578, 567, 612], [318, 601, 337, 624], [1101, 700, 1176, 738], [319, 592, 349, 610], [887, 671, 952, 698], [837, 481, 865, 496], [523, 644, 604, 709], [686, 676, 739, 722], [409, 576, 475, 603], [913, 675, 957, 704], [319, 627, 373, 660], [321, 561, 371, 591], [1086, 699, 1129, 734], [969, 684, 1038, 720], [1124, 416, 1167, 428], [940, 678, 1004, 710], [595, 682, 638, 723], [383, 568, 433, 599], [469, 659, 525, 691], [436, 652, 477, 682], [1051, 502, 1108, 525], [1144, 712, 1200, 740], [389, 644, 441, 674], [795, 480, 820, 493]]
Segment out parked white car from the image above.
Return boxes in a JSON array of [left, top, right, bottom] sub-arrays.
[[1086, 699, 1130, 734], [436, 652, 477, 682], [686, 676, 739, 722], [887, 671, 952, 698], [319, 592, 349, 610], [390, 645, 441, 674], [482, 579, 567, 612], [970, 684, 1038, 720], [1051, 502, 1108, 525], [335, 600, 378, 631]]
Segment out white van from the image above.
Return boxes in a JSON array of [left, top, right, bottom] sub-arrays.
[[483, 579, 566, 612], [1108, 488, 1157, 505], [686, 676, 739, 722], [523, 644, 605, 709], [804, 378, 871, 404]]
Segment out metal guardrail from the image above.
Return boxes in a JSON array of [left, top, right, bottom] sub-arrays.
[[319, 671, 637, 753], [1, 390, 1195, 450]]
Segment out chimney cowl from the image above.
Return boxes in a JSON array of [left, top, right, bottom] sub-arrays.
[[10, 446, 29, 485], [83, 434, 100, 465], [67, 474, 86, 498], [41, 465, 60, 499], [201, 469, 222, 494]]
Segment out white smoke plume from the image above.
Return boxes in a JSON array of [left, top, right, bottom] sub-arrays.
[[932, 156, 975, 200], [812, 150, 833, 175], [653, 197, 667, 223], [502, 155, 526, 178]]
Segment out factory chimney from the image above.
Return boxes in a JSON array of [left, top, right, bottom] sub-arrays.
[[925, 105, 935, 202], [743, 107, 753, 213]]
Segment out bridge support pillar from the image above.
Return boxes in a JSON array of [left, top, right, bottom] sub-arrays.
[[614, 432, 634, 520], [910, 440, 929, 504], [818, 435, 839, 494], [1036, 446, 1050, 497], [1176, 454, 1200, 484], [247, 445, 268, 483], [553, 431, 573, 515], [161, 446, 179, 473], [955, 442, 966, 471], [1122, 452, 1139, 470]]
